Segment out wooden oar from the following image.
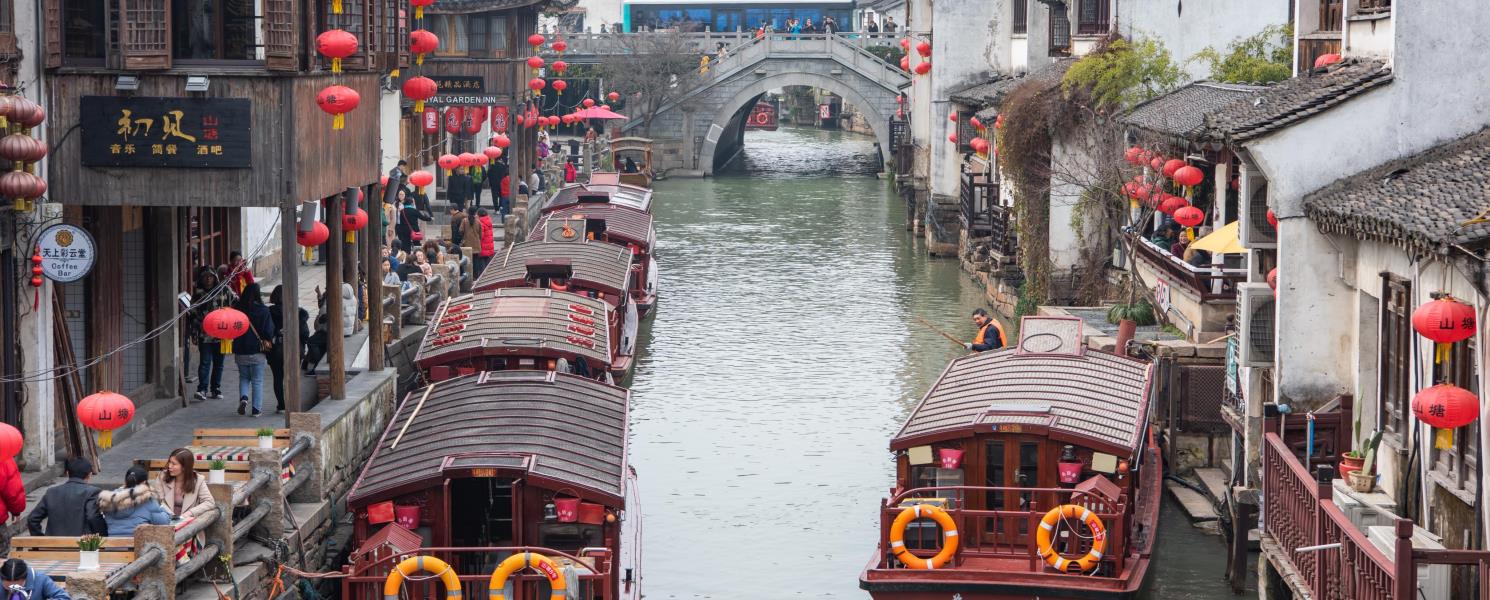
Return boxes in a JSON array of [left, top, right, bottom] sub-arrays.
[[914, 315, 967, 348]]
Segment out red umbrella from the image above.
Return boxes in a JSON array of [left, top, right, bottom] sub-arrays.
[[571, 106, 628, 121]]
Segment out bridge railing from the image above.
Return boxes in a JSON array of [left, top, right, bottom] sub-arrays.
[[556, 31, 926, 66]]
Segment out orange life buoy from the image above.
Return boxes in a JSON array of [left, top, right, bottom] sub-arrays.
[[488, 552, 566, 600], [383, 556, 461, 600], [1035, 504, 1108, 573], [887, 504, 959, 569], [752, 111, 771, 126]]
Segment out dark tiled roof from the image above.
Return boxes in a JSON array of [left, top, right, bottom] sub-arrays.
[[529, 204, 655, 249], [474, 240, 634, 298], [347, 371, 629, 505], [958, 59, 1074, 116], [894, 344, 1152, 453], [949, 76, 1017, 107], [414, 288, 614, 370], [1204, 59, 1393, 142], [542, 182, 653, 214], [1304, 127, 1490, 251], [1119, 81, 1261, 140]]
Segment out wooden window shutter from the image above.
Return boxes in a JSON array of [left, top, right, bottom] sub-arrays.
[[43, 0, 59, 67], [119, 0, 171, 70], [363, 0, 375, 69], [395, 1, 408, 71], [264, 0, 297, 71]]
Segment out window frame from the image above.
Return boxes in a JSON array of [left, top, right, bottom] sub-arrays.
[[1012, 0, 1027, 35], [1379, 274, 1412, 445], [1075, 0, 1109, 35], [1047, 2, 1072, 56], [432, 14, 469, 57], [1356, 0, 1391, 15]]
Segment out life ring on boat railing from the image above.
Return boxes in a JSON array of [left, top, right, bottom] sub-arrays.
[[383, 555, 461, 600], [888, 504, 959, 569], [488, 552, 567, 600], [1035, 504, 1108, 573]]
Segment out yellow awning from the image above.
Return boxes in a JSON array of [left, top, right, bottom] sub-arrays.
[[1189, 220, 1247, 254]]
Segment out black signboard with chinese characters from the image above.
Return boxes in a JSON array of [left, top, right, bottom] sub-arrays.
[[426, 76, 498, 106], [79, 96, 252, 168]]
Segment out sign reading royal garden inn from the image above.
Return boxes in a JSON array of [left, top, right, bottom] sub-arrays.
[[79, 96, 252, 168], [426, 76, 498, 107]]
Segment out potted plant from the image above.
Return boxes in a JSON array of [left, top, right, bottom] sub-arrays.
[[77, 534, 103, 570], [255, 427, 276, 450], [208, 459, 227, 484], [1341, 430, 1383, 489]]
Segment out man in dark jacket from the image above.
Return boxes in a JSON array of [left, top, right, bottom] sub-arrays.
[[447, 167, 472, 211], [486, 159, 509, 213], [965, 308, 1007, 352], [27, 457, 105, 536]]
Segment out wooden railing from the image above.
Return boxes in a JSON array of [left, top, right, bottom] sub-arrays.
[[960, 169, 998, 238], [1130, 235, 1246, 301], [341, 546, 616, 600]]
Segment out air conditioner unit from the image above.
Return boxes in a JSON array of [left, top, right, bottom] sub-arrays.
[[1238, 284, 1275, 368], [1239, 180, 1277, 248], [1366, 525, 1450, 600]]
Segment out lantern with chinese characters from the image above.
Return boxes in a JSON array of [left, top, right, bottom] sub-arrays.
[[0, 423, 21, 457], [343, 208, 368, 234], [462, 152, 484, 168], [484, 146, 503, 162], [552, 60, 567, 74], [411, 30, 439, 65], [552, 40, 568, 53], [916, 40, 931, 57], [552, 79, 567, 92], [1174, 205, 1205, 239], [410, 0, 433, 19], [317, 30, 358, 73], [1173, 165, 1204, 188], [1413, 383, 1479, 430], [204, 306, 249, 353], [528, 34, 546, 48], [297, 220, 330, 247], [1412, 296, 1477, 362], [402, 76, 437, 113], [316, 85, 360, 130], [529, 78, 547, 92], [493, 133, 511, 149], [608, 91, 620, 102], [409, 170, 434, 193], [1162, 158, 1185, 179], [78, 391, 134, 449], [914, 61, 931, 75], [438, 153, 460, 175]]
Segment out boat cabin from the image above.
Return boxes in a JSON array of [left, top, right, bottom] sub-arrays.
[[528, 205, 658, 314], [861, 317, 1162, 600], [341, 371, 640, 600], [415, 288, 625, 382], [543, 180, 654, 214], [609, 137, 654, 188]]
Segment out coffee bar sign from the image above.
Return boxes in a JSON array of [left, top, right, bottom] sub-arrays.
[[80, 96, 252, 168], [37, 224, 96, 283]]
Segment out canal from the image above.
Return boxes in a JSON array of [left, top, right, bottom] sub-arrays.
[[626, 126, 1254, 598]]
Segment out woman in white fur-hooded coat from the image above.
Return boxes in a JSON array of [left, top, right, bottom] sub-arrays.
[[98, 466, 173, 536]]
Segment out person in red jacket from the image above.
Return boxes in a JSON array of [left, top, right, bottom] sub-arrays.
[[499, 175, 511, 217], [0, 456, 24, 525], [227, 250, 255, 294], [475, 209, 496, 278]]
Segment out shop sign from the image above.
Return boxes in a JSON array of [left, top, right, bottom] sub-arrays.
[[426, 76, 497, 106], [79, 96, 251, 168], [818, 104, 831, 119], [36, 224, 96, 283], [491, 106, 508, 133], [1225, 334, 1240, 396], [444, 106, 464, 134], [422, 107, 440, 133], [1153, 278, 1171, 316]]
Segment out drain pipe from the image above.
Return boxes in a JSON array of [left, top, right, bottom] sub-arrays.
[[1114, 319, 1136, 357]]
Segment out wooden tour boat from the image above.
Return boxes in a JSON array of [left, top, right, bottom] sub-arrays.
[[543, 179, 654, 214], [609, 137, 654, 188], [473, 241, 640, 377], [340, 370, 641, 600], [529, 204, 659, 315], [416, 288, 625, 384], [745, 100, 779, 131], [860, 316, 1161, 600]]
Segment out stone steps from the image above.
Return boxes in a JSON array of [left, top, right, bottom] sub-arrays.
[[1166, 481, 1219, 523]]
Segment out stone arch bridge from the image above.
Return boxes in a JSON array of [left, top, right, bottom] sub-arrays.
[[562, 33, 911, 175]]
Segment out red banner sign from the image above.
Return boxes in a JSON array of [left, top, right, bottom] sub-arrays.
[[444, 106, 464, 134], [466, 106, 487, 134], [422, 107, 439, 133], [491, 106, 508, 133]]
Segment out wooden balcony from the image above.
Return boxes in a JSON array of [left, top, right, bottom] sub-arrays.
[[1130, 234, 1246, 302], [1261, 427, 1490, 599], [960, 168, 997, 237]]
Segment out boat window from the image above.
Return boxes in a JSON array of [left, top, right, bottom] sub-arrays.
[[984, 441, 1005, 509], [1017, 442, 1039, 536], [539, 523, 603, 553], [449, 478, 515, 548]]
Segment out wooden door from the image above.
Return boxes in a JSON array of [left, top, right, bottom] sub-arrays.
[[979, 437, 1045, 546]]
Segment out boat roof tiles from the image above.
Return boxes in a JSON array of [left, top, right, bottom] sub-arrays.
[[894, 346, 1152, 454], [1119, 81, 1262, 140], [347, 371, 629, 505], [1304, 127, 1490, 252], [1203, 59, 1393, 142], [543, 183, 653, 213], [529, 204, 655, 249], [415, 288, 614, 368], [474, 240, 634, 298]]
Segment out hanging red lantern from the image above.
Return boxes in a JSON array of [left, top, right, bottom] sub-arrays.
[[552, 79, 568, 92], [297, 221, 330, 247], [914, 61, 931, 75], [462, 152, 484, 167], [1124, 146, 1144, 165], [1173, 165, 1204, 188], [969, 116, 983, 130], [316, 86, 359, 130], [1266, 267, 1278, 292], [1162, 158, 1186, 179], [1314, 54, 1343, 69], [410, 30, 439, 65], [1159, 195, 1190, 215], [899, 56, 910, 71], [484, 146, 503, 162], [78, 391, 135, 449], [379, 174, 389, 187], [529, 78, 547, 92], [552, 40, 568, 53], [1267, 209, 1278, 229], [0, 423, 21, 458], [1149, 156, 1165, 172], [316, 30, 359, 73], [608, 91, 620, 102], [343, 208, 368, 232], [1413, 383, 1480, 430], [0, 170, 45, 203], [494, 133, 511, 149], [948, 113, 958, 123], [13, 99, 43, 129], [0, 133, 45, 163], [561, 114, 574, 125], [408, 170, 434, 190], [947, 133, 957, 144], [204, 307, 249, 342], [582, 98, 596, 109], [899, 38, 911, 50], [552, 60, 567, 74], [465, 106, 487, 134], [915, 41, 932, 58], [527, 56, 546, 70], [528, 34, 547, 48], [1174, 205, 1205, 228], [409, 0, 433, 19], [969, 138, 988, 155], [402, 76, 438, 114], [437, 153, 460, 175], [443, 106, 463, 134], [1413, 296, 1477, 362], [1122, 180, 1152, 201]]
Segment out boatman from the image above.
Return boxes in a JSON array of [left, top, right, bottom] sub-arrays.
[[966, 308, 1007, 352]]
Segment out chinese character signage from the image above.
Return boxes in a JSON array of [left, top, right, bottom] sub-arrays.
[[36, 224, 96, 283], [426, 76, 498, 106], [79, 96, 252, 168]]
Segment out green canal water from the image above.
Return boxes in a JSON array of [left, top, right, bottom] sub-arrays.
[[626, 127, 1255, 598]]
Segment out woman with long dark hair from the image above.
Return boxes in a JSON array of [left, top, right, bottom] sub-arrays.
[[150, 448, 214, 519], [232, 282, 273, 417]]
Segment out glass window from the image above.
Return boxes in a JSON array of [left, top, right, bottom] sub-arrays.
[[434, 14, 469, 56], [488, 15, 508, 56], [470, 16, 488, 52], [173, 0, 256, 60], [62, 0, 106, 60]]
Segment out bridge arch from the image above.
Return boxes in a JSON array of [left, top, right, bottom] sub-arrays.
[[700, 72, 893, 175]]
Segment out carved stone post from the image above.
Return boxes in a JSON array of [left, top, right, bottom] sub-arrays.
[[288, 412, 324, 503], [132, 523, 177, 600], [249, 449, 285, 542], [204, 482, 235, 581]]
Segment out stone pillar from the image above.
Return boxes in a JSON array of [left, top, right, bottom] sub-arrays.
[[148, 207, 181, 399], [203, 482, 235, 581], [67, 569, 107, 600], [249, 448, 285, 541], [131, 523, 178, 600], [19, 205, 56, 470], [288, 412, 324, 503]]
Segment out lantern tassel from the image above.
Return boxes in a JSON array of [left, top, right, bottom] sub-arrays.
[[332, 57, 342, 73], [1186, 227, 1196, 242], [390, 68, 400, 78], [1436, 342, 1450, 364], [417, 53, 425, 66], [220, 339, 232, 354], [345, 231, 356, 244], [98, 430, 112, 449], [414, 100, 425, 113], [415, 6, 423, 19], [1435, 427, 1454, 450], [333, 114, 345, 130], [332, 0, 342, 13]]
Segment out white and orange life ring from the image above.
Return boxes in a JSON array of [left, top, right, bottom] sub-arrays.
[[1035, 504, 1108, 573], [488, 552, 566, 600], [887, 504, 959, 569], [383, 556, 461, 600]]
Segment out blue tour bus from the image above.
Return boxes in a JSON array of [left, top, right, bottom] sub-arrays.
[[622, 0, 856, 33]]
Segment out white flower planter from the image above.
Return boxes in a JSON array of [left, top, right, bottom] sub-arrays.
[[208, 469, 226, 484], [79, 550, 100, 571], [258, 436, 274, 449]]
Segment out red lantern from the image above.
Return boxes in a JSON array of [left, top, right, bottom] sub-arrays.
[[410, 30, 439, 65], [948, 113, 958, 123], [203, 307, 249, 341], [444, 106, 463, 134], [1266, 209, 1278, 229], [1158, 195, 1189, 215], [1122, 180, 1151, 201], [916, 41, 932, 58], [408, 170, 434, 189], [1174, 205, 1205, 228], [317, 30, 359, 73], [899, 38, 911, 50], [969, 116, 983, 130], [484, 146, 503, 162], [562, 114, 574, 125], [914, 61, 931, 75], [379, 174, 389, 187], [494, 134, 511, 149], [317, 85, 359, 130], [1173, 165, 1204, 188], [1412, 383, 1480, 429], [1162, 158, 1186, 179], [1266, 267, 1278, 292], [528, 34, 547, 47], [409, 0, 432, 19], [527, 56, 546, 70], [529, 78, 547, 92], [552, 40, 568, 53], [1149, 156, 1165, 172], [402, 76, 437, 113], [0, 170, 45, 202], [0, 133, 45, 163], [422, 107, 439, 133], [437, 153, 460, 174], [899, 56, 910, 71], [13, 99, 42, 129], [297, 220, 330, 247], [1413, 296, 1477, 362], [1124, 146, 1144, 165], [343, 208, 368, 233], [1314, 54, 1342, 69], [608, 91, 620, 102], [582, 98, 596, 109], [947, 133, 957, 144], [463, 152, 484, 167], [552, 60, 567, 74], [0, 423, 21, 457], [552, 79, 568, 92], [78, 391, 135, 449], [970, 138, 988, 155]]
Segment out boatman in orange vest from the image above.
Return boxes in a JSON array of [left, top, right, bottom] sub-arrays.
[[967, 308, 1008, 352]]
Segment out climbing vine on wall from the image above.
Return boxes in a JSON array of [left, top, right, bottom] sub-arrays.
[[996, 81, 1056, 304]]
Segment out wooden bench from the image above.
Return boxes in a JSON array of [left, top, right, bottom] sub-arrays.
[[134, 459, 254, 483], [10, 536, 137, 562], [191, 428, 291, 449]]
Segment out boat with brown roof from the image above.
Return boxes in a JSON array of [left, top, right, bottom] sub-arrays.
[[415, 288, 629, 383], [340, 370, 641, 600], [529, 204, 658, 315], [543, 177, 653, 214], [860, 316, 1161, 600], [608, 137, 654, 188]]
